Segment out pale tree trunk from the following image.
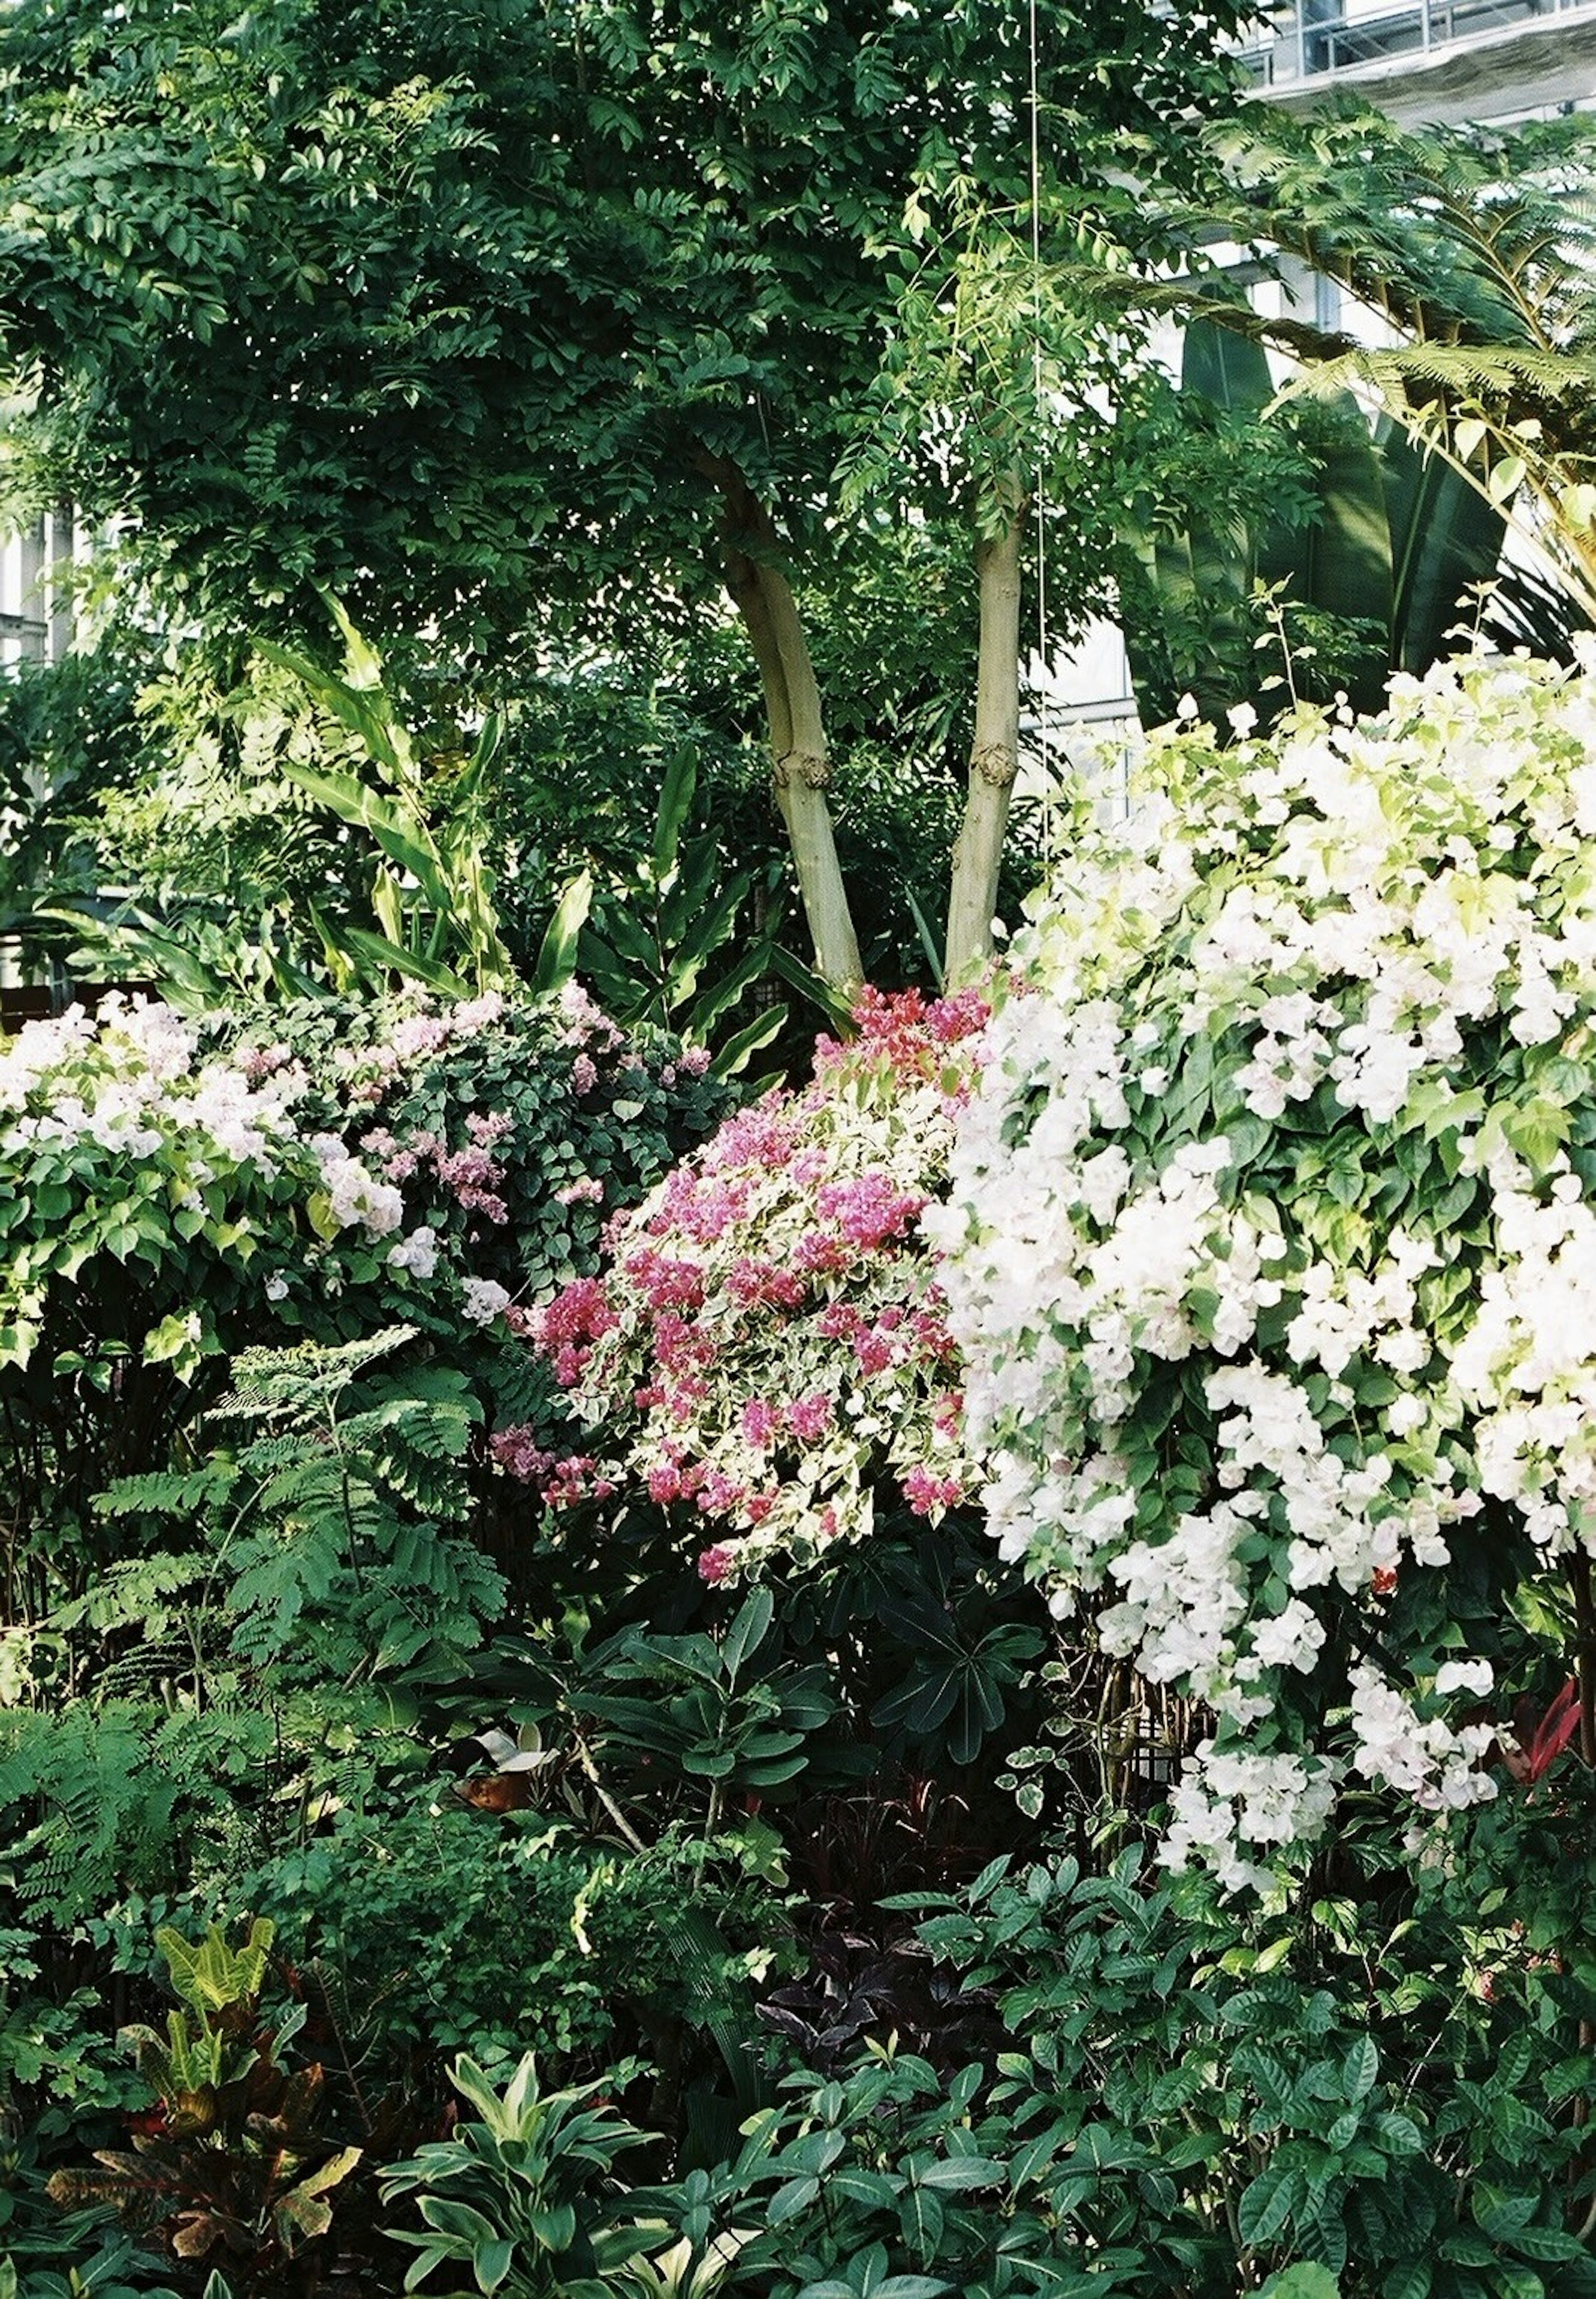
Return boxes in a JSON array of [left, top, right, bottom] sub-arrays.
[[710, 467, 864, 993], [945, 503, 1027, 984]]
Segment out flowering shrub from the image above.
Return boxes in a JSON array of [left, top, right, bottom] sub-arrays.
[[933, 655, 1596, 1890], [0, 983, 731, 1597], [522, 988, 988, 1579]]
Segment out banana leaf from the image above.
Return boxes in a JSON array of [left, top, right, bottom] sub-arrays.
[[1378, 416, 1505, 673], [532, 869, 594, 998], [1261, 390, 1395, 718]]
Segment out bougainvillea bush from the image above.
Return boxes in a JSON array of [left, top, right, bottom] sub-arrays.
[[0, 983, 729, 1616], [933, 653, 1596, 1891], [519, 989, 988, 1584]]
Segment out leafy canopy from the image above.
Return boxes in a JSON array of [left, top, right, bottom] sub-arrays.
[[0, 0, 1246, 651]]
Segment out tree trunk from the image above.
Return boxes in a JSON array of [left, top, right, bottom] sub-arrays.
[[712, 468, 864, 993], [945, 503, 1026, 983]]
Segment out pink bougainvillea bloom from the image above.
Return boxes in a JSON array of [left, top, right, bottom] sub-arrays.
[[648, 1458, 684, 1505], [697, 1543, 736, 1584], [623, 1248, 706, 1314], [787, 1392, 834, 1444], [490, 1424, 554, 1483], [818, 1303, 865, 1341], [728, 1257, 806, 1309], [540, 1277, 617, 1347], [544, 1453, 601, 1506], [699, 1469, 746, 1517], [740, 1399, 780, 1447], [793, 1230, 848, 1276], [816, 1172, 925, 1252], [902, 1464, 965, 1515]]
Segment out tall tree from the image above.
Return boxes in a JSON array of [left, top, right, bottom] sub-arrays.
[[0, 0, 1247, 986]]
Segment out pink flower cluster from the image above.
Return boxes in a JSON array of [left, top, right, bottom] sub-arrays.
[[490, 1422, 615, 1508], [509, 989, 990, 1575], [813, 984, 989, 1082], [901, 1464, 966, 1515], [814, 1173, 926, 1251], [538, 1276, 618, 1387], [362, 1119, 512, 1225]]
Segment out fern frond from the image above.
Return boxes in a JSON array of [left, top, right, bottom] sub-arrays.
[[50, 1551, 211, 1636], [210, 1328, 418, 1425], [95, 1465, 239, 1520]]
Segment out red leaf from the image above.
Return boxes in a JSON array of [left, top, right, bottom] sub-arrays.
[[1520, 1677, 1581, 1784]]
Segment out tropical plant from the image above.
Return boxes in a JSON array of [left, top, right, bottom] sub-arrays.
[[242, 1807, 783, 2103], [1122, 317, 1505, 725], [1121, 108, 1596, 631], [575, 742, 807, 1082], [73, 1327, 502, 1694], [57, 610, 539, 1006], [582, 1588, 835, 1832], [45, 1923, 361, 2298], [378, 2053, 658, 2299]]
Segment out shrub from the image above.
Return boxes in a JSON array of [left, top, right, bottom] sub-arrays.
[[0, 983, 732, 1616], [45, 1922, 361, 2299], [581, 1784, 1594, 2299], [242, 1806, 782, 2085], [517, 989, 988, 1584], [934, 655, 1596, 1889]]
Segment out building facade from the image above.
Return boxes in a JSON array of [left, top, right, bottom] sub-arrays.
[[1242, 0, 1596, 126], [0, 505, 74, 671]]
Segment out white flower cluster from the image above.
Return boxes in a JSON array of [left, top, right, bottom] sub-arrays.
[[309, 1133, 405, 1237], [0, 995, 306, 1177], [935, 655, 1596, 1887], [0, 994, 499, 1364]]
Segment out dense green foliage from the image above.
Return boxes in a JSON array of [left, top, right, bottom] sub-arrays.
[[1121, 320, 1505, 727], [0, 0, 1243, 645], [1, 13, 1594, 2299]]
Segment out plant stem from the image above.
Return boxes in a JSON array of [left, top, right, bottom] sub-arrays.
[[946, 495, 1026, 984]]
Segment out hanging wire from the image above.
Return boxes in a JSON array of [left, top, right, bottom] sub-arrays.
[[1027, 0, 1050, 783]]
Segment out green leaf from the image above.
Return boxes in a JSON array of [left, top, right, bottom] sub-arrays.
[[720, 1586, 773, 1680], [707, 1003, 786, 1080], [1239, 2162, 1303, 2247], [534, 870, 594, 997], [653, 743, 699, 882], [1382, 2269, 1430, 2299], [912, 2156, 1005, 2191], [1377, 419, 1502, 673], [1342, 2037, 1378, 2102], [473, 2235, 515, 2294], [1261, 2271, 1340, 2299], [323, 922, 469, 995]]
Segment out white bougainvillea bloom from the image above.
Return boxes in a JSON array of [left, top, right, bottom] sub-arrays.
[[933, 653, 1596, 1888]]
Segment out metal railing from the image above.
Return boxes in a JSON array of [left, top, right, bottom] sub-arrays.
[[1242, 0, 1596, 81]]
